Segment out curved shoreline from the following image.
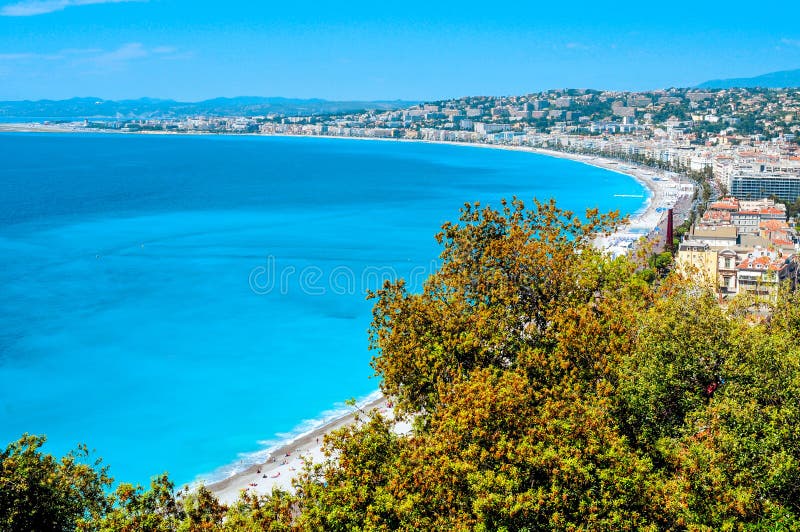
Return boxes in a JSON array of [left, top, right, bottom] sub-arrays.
[[1, 126, 681, 499], [207, 394, 388, 504], [0, 124, 676, 242]]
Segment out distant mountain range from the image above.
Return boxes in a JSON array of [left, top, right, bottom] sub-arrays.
[[697, 69, 800, 89], [0, 96, 418, 119]]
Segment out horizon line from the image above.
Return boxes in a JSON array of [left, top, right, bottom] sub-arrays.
[[0, 86, 730, 105]]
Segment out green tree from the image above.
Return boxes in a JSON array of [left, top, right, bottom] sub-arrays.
[[221, 489, 295, 531], [616, 288, 731, 451], [86, 475, 184, 532], [293, 411, 402, 531], [368, 198, 624, 416], [0, 434, 111, 532]]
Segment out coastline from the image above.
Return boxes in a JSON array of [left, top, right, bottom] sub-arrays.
[[2, 125, 684, 499], [206, 395, 391, 504]]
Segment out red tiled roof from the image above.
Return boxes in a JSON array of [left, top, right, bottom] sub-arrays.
[[737, 255, 788, 272], [708, 199, 739, 211], [760, 220, 789, 231], [703, 210, 732, 221]]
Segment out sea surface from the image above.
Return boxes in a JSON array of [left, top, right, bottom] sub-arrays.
[[0, 133, 647, 486]]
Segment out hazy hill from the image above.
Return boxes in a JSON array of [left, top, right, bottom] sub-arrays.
[[0, 96, 418, 119], [698, 68, 800, 89]]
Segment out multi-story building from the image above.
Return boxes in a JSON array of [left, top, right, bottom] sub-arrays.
[[676, 242, 719, 287], [731, 211, 760, 234], [687, 225, 738, 248], [729, 172, 800, 203], [718, 249, 738, 294], [736, 248, 798, 302]]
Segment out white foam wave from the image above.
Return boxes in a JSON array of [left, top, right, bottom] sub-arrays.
[[192, 389, 383, 487]]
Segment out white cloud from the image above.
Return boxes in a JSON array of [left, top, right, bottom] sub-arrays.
[[0, 52, 37, 60], [0, 0, 142, 17], [0, 43, 189, 72], [90, 42, 149, 64], [58, 47, 103, 55], [565, 42, 589, 50], [71, 43, 192, 69], [780, 38, 800, 47], [151, 46, 177, 55], [0, 47, 104, 62]]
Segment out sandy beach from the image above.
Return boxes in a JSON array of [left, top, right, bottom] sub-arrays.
[[207, 396, 395, 504], [522, 147, 685, 254]]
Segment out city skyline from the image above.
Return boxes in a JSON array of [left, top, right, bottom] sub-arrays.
[[0, 0, 799, 101]]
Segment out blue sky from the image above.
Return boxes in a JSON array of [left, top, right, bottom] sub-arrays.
[[0, 0, 799, 101]]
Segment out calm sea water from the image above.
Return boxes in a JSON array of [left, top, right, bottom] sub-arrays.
[[0, 133, 646, 486]]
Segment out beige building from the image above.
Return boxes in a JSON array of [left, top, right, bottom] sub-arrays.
[[717, 249, 738, 294], [687, 225, 738, 249], [676, 242, 719, 288]]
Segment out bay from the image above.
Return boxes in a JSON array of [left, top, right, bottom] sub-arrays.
[[0, 133, 646, 486]]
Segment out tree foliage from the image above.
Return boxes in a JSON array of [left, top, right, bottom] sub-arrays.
[[0, 434, 110, 532], [368, 198, 625, 416]]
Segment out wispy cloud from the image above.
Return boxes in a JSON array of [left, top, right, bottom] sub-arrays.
[[0, 48, 98, 61], [152, 46, 177, 55], [0, 47, 107, 62], [0, 0, 142, 17], [0, 52, 37, 60], [780, 38, 800, 47], [0, 43, 190, 72], [88, 42, 149, 65], [565, 42, 587, 50]]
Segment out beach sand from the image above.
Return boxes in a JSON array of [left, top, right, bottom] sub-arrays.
[[490, 146, 672, 225], [207, 396, 395, 504]]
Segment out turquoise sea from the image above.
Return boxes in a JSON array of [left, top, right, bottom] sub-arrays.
[[0, 134, 647, 486]]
